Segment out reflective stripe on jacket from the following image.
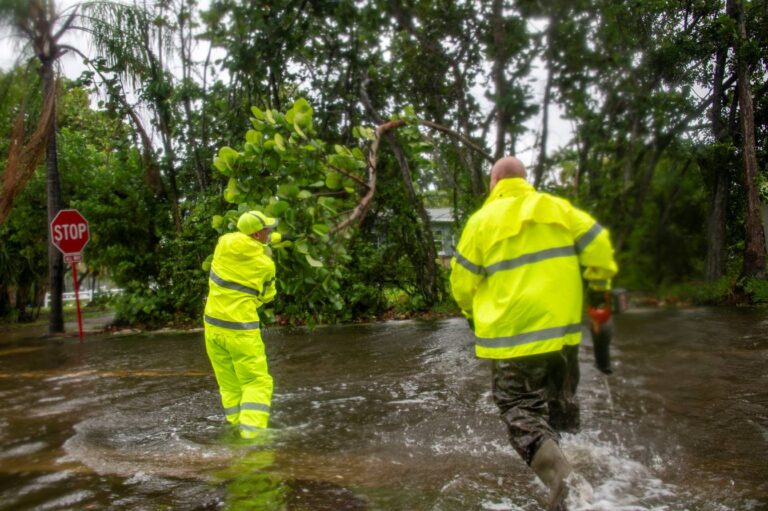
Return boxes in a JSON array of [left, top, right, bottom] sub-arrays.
[[450, 178, 617, 359], [204, 232, 276, 330]]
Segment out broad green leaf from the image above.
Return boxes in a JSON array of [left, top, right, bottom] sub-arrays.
[[211, 215, 224, 229], [293, 121, 307, 139], [334, 144, 352, 156], [297, 190, 313, 200], [318, 197, 338, 214], [219, 146, 239, 166], [293, 97, 312, 114], [223, 178, 240, 203], [305, 254, 324, 268], [325, 172, 342, 190], [274, 133, 286, 152], [202, 255, 213, 272], [223, 188, 237, 203], [276, 183, 299, 199], [213, 156, 230, 175], [266, 201, 290, 216], [312, 223, 330, 236], [251, 106, 265, 120]]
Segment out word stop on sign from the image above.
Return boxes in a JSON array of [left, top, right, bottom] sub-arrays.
[[53, 223, 88, 241]]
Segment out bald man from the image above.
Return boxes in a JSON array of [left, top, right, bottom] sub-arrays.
[[450, 157, 617, 510]]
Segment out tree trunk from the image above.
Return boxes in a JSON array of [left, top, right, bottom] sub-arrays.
[[730, 0, 766, 279], [705, 46, 730, 281], [42, 60, 64, 334], [534, 58, 553, 188], [178, 1, 208, 191], [491, 0, 507, 159]]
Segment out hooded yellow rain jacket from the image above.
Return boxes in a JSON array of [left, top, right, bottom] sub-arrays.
[[450, 178, 617, 360], [204, 232, 277, 438]]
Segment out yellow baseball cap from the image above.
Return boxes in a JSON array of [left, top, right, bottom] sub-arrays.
[[237, 210, 278, 235]]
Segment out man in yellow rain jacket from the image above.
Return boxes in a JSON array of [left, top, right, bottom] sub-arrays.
[[204, 210, 278, 440], [450, 157, 617, 510]]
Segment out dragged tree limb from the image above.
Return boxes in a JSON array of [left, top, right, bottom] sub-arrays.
[[336, 78, 493, 234]]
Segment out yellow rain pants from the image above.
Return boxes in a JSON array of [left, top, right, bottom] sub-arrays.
[[205, 324, 273, 437]]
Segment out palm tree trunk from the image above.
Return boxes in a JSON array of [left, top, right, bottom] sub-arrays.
[[42, 60, 64, 334]]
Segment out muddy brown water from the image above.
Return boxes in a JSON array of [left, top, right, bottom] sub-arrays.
[[0, 308, 766, 510]]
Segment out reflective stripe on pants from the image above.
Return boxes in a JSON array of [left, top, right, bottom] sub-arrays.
[[205, 324, 273, 437]]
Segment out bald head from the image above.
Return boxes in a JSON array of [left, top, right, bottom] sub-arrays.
[[490, 156, 527, 191]]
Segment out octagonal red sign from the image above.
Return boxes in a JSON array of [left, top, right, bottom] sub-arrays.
[[50, 209, 90, 255]]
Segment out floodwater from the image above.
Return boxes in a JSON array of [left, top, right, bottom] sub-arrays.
[[0, 308, 766, 510]]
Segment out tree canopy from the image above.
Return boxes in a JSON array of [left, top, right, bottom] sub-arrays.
[[0, 0, 766, 327]]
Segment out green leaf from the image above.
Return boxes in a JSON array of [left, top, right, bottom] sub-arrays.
[[211, 215, 224, 229], [274, 133, 286, 152], [265, 109, 276, 125], [305, 254, 324, 268], [293, 121, 307, 139], [334, 144, 352, 156], [223, 178, 240, 203], [297, 190, 313, 200], [318, 197, 338, 214], [293, 97, 312, 115], [312, 223, 330, 236], [325, 172, 342, 190], [251, 106, 265, 120], [213, 156, 230, 175], [266, 201, 290, 216], [246, 130, 261, 144], [276, 183, 299, 198], [202, 255, 213, 272], [216, 146, 239, 173]]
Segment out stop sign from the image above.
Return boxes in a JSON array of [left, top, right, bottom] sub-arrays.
[[50, 209, 90, 255]]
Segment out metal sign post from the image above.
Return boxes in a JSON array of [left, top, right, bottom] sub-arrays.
[[65, 254, 85, 342], [50, 210, 90, 343]]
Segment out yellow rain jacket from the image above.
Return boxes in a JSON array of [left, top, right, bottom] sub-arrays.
[[204, 232, 276, 329], [204, 232, 276, 438], [450, 178, 617, 360]]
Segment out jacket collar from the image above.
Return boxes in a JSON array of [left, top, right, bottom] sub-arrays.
[[485, 178, 534, 205]]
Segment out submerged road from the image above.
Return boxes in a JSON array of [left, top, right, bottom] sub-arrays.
[[0, 308, 766, 510]]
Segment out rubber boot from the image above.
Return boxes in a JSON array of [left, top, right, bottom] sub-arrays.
[[530, 438, 572, 511]]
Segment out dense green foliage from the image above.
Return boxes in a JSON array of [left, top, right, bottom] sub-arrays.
[[208, 99, 371, 326], [1, 0, 767, 326]]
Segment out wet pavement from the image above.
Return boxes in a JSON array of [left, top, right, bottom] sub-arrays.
[[0, 308, 766, 510]]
